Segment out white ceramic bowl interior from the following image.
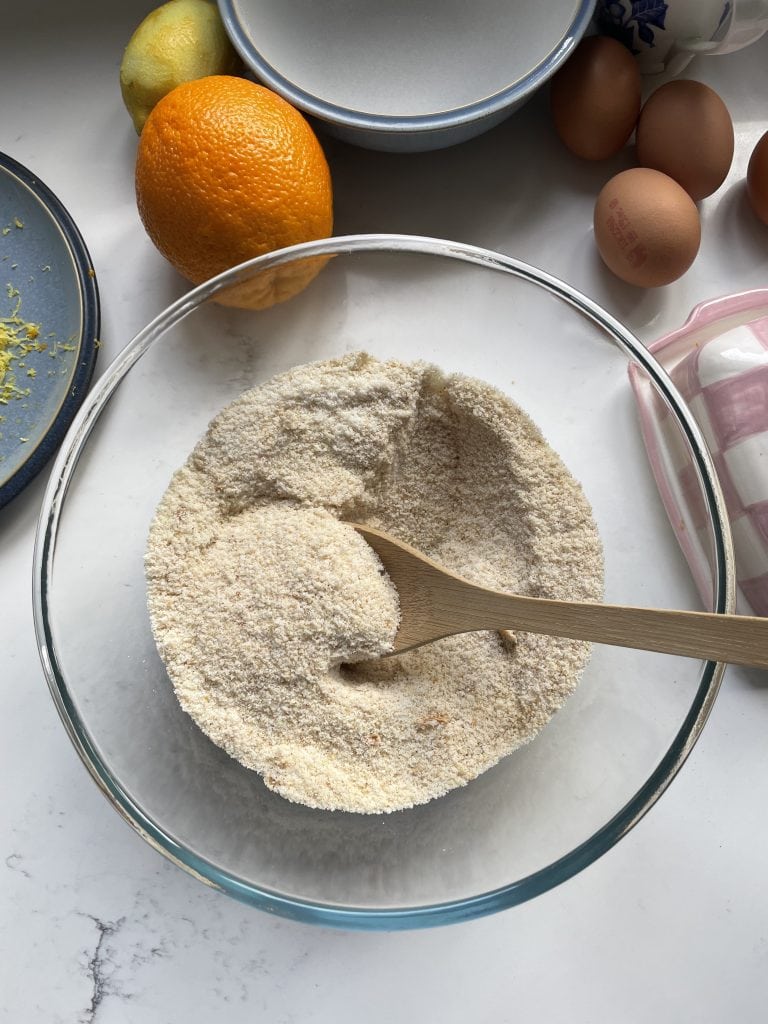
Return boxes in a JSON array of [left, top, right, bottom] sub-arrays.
[[219, 0, 594, 149], [225, 0, 587, 116]]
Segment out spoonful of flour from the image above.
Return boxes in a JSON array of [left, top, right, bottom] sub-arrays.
[[150, 502, 399, 684], [146, 352, 604, 813]]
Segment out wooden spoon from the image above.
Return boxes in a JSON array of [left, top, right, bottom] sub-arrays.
[[352, 524, 768, 668]]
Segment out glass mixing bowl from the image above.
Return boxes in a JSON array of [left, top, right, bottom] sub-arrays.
[[33, 235, 735, 930]]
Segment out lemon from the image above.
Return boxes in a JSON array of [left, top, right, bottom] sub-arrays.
[[120, 0, 241, 133]]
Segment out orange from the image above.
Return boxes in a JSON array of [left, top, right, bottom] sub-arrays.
[[135, 75, 333, 308]]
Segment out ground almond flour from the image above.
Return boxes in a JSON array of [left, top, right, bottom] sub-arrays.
[[146, 352, 604, 813]]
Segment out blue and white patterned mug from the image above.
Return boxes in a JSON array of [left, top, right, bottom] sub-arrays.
[[595, 0, 768, 75]]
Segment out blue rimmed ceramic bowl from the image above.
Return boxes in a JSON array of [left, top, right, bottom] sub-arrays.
[[218, 0, 596, 151]]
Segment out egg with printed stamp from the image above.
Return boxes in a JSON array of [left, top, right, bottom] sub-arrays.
[[594, 167, 701, 288]]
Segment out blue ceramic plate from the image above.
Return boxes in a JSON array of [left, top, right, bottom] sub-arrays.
[[0, 152, 99, 509]]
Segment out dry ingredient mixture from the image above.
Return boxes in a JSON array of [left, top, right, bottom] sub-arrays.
[[146, 353, 604, 813]]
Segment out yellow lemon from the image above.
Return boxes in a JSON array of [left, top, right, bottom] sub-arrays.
[[120, 0, 241, 133]]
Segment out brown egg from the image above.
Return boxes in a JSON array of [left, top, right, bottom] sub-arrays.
[[550, 36, 641, 160], [594, 168, 701, 287], [636, 80, 734, 201], [747, 131, 768, 226]]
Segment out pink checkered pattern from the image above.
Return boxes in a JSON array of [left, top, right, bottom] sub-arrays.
[[631, 311, 768, 616]]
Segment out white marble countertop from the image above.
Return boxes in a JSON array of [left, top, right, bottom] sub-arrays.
[[3, 2, 768, 1020]]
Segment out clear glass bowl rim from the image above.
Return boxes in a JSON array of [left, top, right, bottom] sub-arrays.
[[32, 233, 735, 930]]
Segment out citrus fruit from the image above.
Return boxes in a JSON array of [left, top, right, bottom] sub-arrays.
[[135, 76, 334, 309], [120, 0, 241, 134]]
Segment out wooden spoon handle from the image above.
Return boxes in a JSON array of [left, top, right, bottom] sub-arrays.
[[457, 587, 768, 668]]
